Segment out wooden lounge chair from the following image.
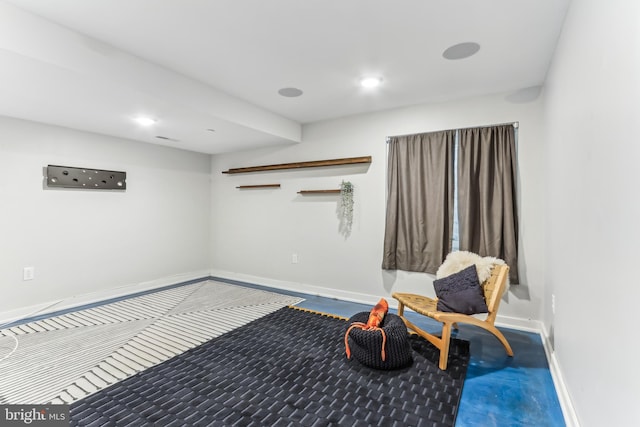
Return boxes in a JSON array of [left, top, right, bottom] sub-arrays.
[[392, 264, 513, 370]]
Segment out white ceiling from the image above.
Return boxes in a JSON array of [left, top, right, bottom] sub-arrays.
[[0, 0, 570, 154]]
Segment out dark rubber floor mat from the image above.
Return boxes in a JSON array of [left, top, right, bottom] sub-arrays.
[[70, 307, 469, 426]]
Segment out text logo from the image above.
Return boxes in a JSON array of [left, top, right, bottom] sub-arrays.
[[1, 405, 68, 426]]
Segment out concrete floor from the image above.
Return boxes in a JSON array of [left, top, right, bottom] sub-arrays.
[[292, 293, 565, 427]]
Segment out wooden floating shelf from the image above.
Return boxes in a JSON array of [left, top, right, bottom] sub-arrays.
[[297, 189, 341, 194], [222, 156, 371, 174], [236, 184, 281, 189]]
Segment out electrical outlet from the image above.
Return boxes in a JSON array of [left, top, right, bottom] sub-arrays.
[[551, 294, 556, 315], [292, 253, 299, 264], [23, 266, 35, 281]]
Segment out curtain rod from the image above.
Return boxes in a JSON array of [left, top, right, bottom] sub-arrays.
[[386, 121, 519, 141]]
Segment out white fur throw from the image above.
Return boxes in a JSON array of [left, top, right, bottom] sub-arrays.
[[436, 251, 508, 288]]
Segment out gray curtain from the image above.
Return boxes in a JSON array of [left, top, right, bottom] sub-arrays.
[[458, 125, 519, 283], [382, 130, 455, 273]]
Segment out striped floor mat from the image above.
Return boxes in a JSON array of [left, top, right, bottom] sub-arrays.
[[69, 307, 470, 427], [0, 280, 303, 405]]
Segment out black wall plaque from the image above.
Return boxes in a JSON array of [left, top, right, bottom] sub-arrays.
[[46, 165, 126, 190]]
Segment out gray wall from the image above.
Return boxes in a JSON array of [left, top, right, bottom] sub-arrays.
[[211, 90, 547, 329], [542, 0, 640, 424], [0, 116, 211, 321]]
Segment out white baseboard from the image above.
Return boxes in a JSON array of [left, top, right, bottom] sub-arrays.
[[211, 269, 541, 331], [210, 269, 385, 307], [540, 328, 581, 427], [0, 269, 211, 327], [494, 314, 543, 333]]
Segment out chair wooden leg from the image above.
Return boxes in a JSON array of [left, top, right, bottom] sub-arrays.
[[396, 305, 458, 371], [487, 325, 514, 356], [397, 302, 405, 317], [438, 322, 452, 370]]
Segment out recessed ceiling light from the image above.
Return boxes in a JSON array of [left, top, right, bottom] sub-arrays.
[[442, 42, 480, 60], [278, 87, 303, 97], [133, 116, 157, 126], [360, 77, 383, 88]]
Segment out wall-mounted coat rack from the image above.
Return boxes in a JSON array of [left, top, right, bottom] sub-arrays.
[[46, 165, 126, 190], [222, 156, 371, 174]]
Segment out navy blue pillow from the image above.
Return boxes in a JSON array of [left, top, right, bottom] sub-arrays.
[[433, 265, 488, 314]]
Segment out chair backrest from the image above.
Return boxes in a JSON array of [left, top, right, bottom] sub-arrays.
[[482, 264, 510, 324]]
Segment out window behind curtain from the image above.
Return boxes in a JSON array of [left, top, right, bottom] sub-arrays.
[[382, 124, 519, 283]]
